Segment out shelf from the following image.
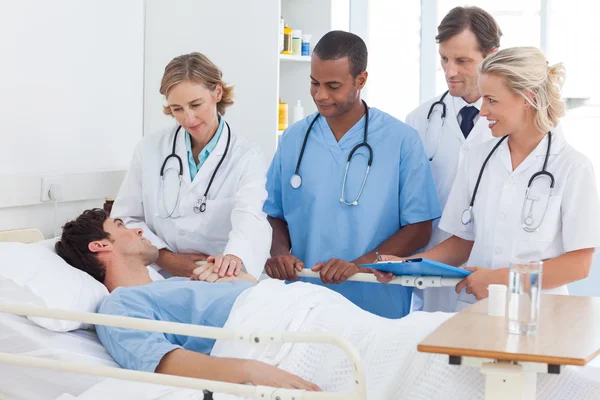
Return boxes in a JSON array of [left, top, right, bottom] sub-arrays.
[[279, 54, 311, 63]]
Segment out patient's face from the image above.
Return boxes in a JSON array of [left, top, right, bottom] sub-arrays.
[[103, 218, 159, 265]]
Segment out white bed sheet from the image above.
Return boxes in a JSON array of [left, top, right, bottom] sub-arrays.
[[0, 312, 118, 400]]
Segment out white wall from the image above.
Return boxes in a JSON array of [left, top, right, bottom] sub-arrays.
[[144, 0, 280, 159], [0, 0, 144, 238]]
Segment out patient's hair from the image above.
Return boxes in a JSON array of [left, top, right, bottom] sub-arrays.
[[55, 208, 110, 283], [436, 6, 502, 55], [479, 47, 566, 134], [313, 30, 368, 78], [160, 52, 234, 116]]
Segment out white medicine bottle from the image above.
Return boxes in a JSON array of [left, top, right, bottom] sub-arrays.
[[293, 100, 304, 123]]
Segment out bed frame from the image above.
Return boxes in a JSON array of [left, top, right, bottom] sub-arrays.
[[0, 228, 366, 400]]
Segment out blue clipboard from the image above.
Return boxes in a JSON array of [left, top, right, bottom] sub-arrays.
[[359, 258, 471, 278]]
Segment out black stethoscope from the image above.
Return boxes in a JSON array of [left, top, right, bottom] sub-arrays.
[[461, 132, 555, 233], [424, 90, 449, 161], [289, 100, 373, 206], [159, 121, 231, 215]]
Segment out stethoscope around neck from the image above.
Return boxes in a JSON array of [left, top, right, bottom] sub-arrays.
[[461, 132, 555, 233], [424, 90, 449, 162], [289, 100, 373, 206], [159, 120, 231, 217]]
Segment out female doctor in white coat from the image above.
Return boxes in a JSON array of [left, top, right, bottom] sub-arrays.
[[111, 52, 271, 280], [377, 47, 600, 311]]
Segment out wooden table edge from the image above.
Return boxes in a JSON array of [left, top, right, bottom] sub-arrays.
[[416, 344, 600, 367]]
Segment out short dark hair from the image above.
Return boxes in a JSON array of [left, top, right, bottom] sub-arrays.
[[55, 208, 110, 283], [436, 6, 502, 54], [313, 30, 368, 78]]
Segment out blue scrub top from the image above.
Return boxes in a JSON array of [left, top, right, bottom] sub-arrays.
[[96, 278, 253, 372], [264, 108, 441, 318]]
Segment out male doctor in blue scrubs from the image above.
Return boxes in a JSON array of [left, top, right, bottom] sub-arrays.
[[263, 31, 441, 318]]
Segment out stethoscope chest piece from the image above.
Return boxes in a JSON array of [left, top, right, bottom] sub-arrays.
[[193, 196, 207, 214], [524, 215, 535, 226], [159, 120, 231, 218], [461, 207, 474, 225], [290, 100, 372, 204], [290, 174, 302, 189]]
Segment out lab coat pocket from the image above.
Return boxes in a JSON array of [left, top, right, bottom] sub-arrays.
[[522, 193, 562, 242], [514, 194, 562, 260], [202, 197, 236, 242]]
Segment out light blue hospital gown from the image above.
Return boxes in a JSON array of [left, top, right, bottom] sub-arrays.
[[264, 108, 441, 318], [96, 278, 253, 372]]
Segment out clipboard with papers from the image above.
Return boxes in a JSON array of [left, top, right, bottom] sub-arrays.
[[359, 258, 471, 278]]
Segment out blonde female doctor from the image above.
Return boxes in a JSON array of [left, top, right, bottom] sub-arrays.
[[111, 52, 271, 280], [377, 47, 600, 311]]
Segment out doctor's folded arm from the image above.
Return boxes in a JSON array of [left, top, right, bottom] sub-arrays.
[[111, 52, 271, 280], [263, 31, 441, 319], [405, 6, 502, 312], [377, 47, 600, 312]]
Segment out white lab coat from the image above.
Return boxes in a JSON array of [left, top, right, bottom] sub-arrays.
[[111, 123, 272, 279], [439, 125, 600, 311], [406, 93, 493, 312]]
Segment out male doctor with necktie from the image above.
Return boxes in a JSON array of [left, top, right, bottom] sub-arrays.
[[405, 6, 502, 312]]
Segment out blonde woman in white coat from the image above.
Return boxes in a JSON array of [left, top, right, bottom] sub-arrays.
[[112, 53, 271, 280], [379, 47, 600, 311]]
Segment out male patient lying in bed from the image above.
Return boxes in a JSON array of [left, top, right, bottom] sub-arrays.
[[56, 209, 600, 399], [55, 208, 320, 392]]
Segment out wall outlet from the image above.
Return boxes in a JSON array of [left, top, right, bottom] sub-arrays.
[[41, 176, 65, 202]]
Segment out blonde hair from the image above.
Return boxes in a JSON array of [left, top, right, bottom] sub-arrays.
[[160, 52, 234, 116], [479, 47, 565, 133]]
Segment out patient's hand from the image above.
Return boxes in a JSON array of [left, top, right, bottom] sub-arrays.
[[246, 360, 321, 391], [190, 262, 221, 282], [215, 271, 258, 284], [191, 262, 257, 284]]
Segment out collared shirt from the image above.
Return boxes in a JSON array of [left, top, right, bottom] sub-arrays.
[[185, 118, 224, 181], [453, 96, 483, 125]]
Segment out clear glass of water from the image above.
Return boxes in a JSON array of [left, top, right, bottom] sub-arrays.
[[507, 260, 543, 335]]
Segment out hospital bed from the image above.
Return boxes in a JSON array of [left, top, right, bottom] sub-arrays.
[[2, 229, 600, 400], [0, 228, 366, 400], [295, 270, 462, 289]]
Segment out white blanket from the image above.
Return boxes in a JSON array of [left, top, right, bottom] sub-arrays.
[[212, 280, 600, 400], [66, 280, 600, 399]]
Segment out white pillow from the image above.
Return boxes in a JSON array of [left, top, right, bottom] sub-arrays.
[[0, 239, 164, 332], [0, 241, 108, 331]]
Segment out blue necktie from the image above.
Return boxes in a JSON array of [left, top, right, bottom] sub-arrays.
[[459, 106, 479, 138]]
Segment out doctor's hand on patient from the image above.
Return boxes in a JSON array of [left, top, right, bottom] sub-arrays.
[[455, 267, 504, 300], [264, 255, 304, 281], [156, 249, 209, 277], [191, 262, 257, 284], [209, 254, 244, 278]]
